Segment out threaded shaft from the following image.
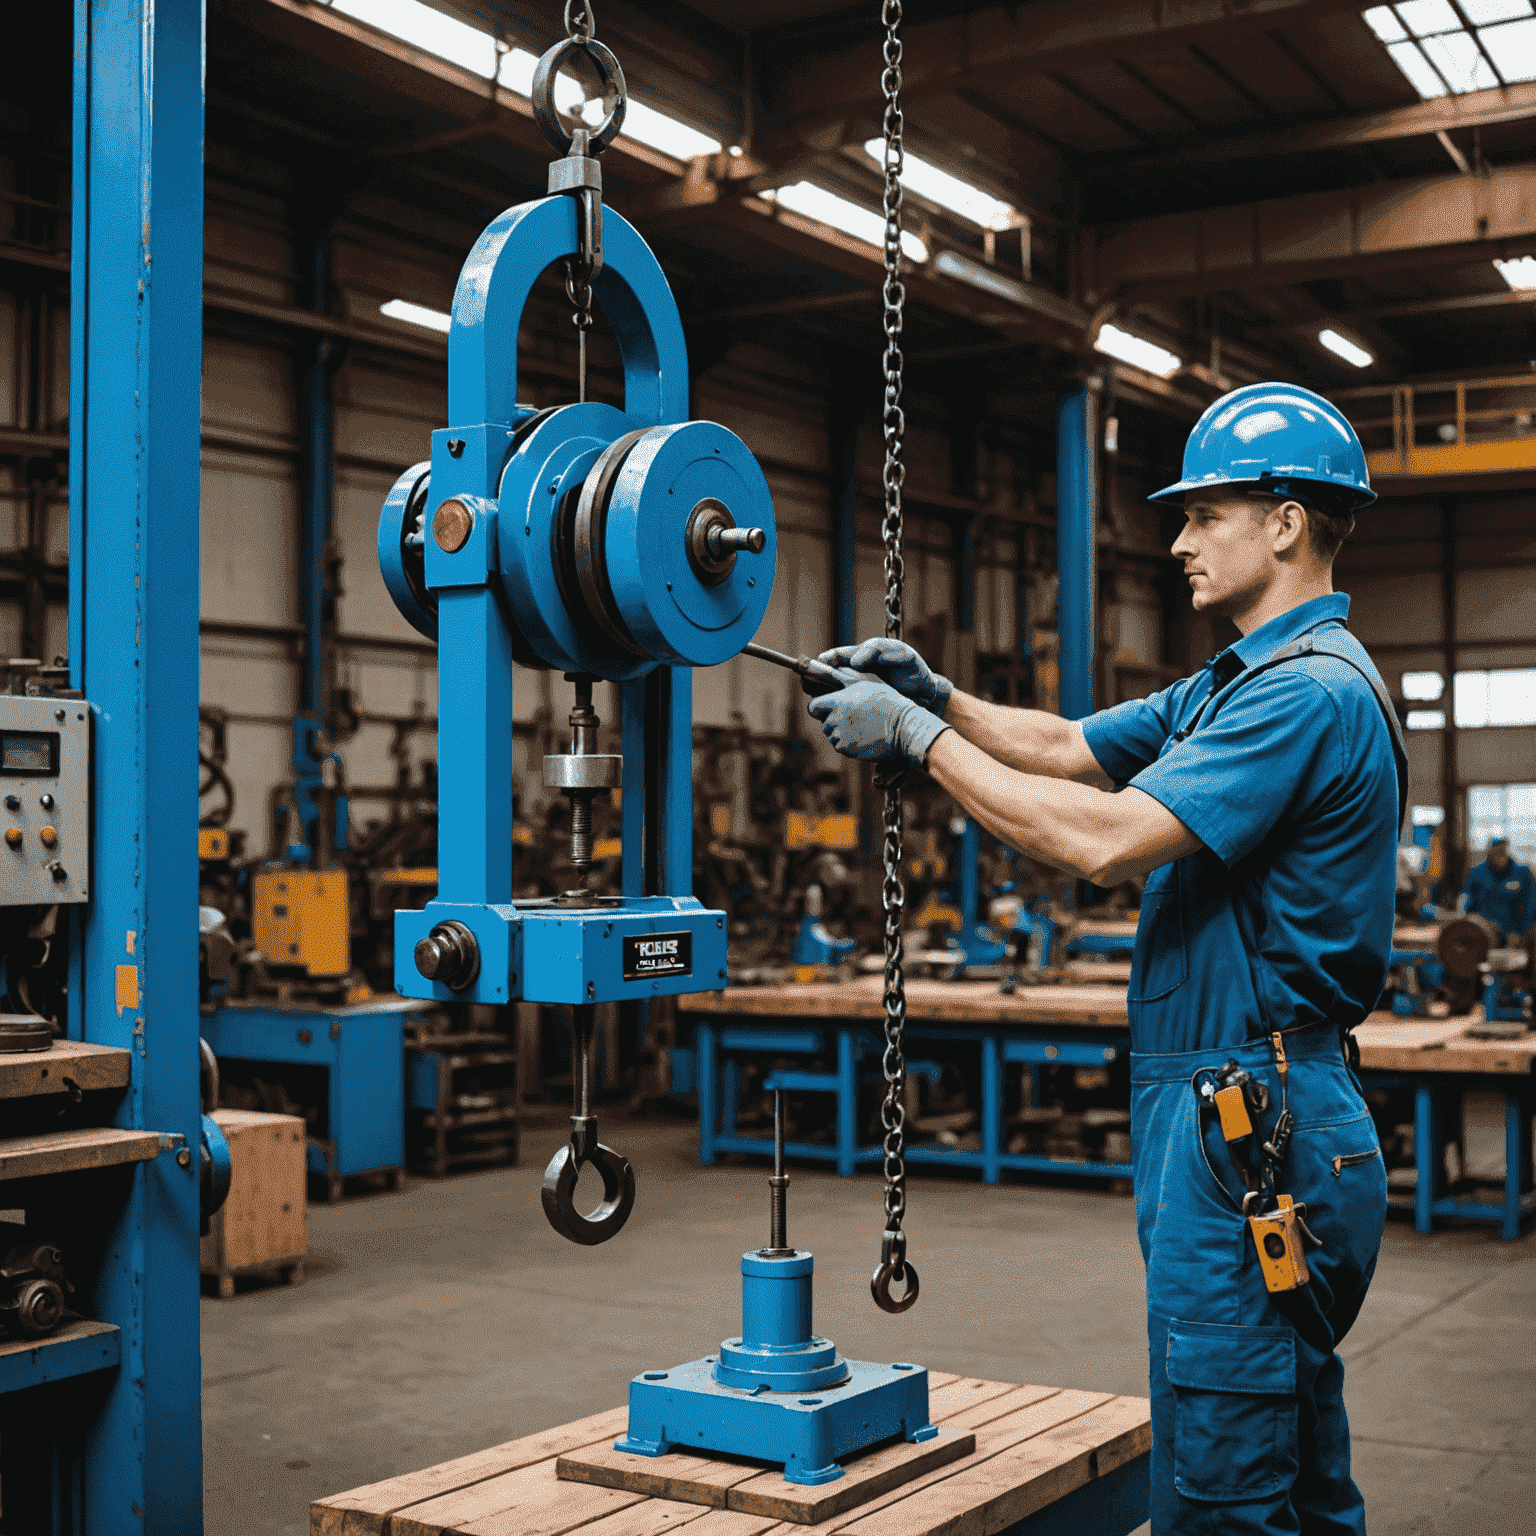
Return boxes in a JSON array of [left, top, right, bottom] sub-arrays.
[[570, 793, 593, 869]]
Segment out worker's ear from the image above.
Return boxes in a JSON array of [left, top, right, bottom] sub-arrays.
[[1269, 499, 1307, 557]]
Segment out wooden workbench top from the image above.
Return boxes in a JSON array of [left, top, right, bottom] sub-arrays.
[[1065, 915, 1140, 937], [1354, 1018, 1536, 1076], [679, 976, 1130, 1028], [311, 1374, 1150, 1536], [0, 1039, 130, 1101]]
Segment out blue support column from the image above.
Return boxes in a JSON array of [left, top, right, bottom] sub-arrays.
[[1414, 1084, 1438, 1235], [836, 1029, 857, 1178], [70, 0, 205, 1527], [1055, 388, 1097, 722], [299, 233, 333, 720], [981, 1033, 1001, 1187], [697, 1022, 718, 1164]]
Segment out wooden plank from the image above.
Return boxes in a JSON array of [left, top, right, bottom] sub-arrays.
[[832, 1395, 1151, 1536], [0, 1040, 131, 1101], [925, 1377, 1020, 1421], [745, 1391, 1113, 1536], [1355, 1021, 1536, 1075], [557, 1446, 765, 1509], [941, 1383, 1061, 1432], [575, 1508, 778, 1536], [677, 977, 1128, 1029], [309, 1407, 628, 1536], [0, 1127, 165, 1182], [726, 1426, 975, 1524], [394, 1457, 643, 1536], [0, 1318, 121, 1395]]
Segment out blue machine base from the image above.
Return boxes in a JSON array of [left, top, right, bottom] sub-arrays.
[[615, 1355, 937, 1486]]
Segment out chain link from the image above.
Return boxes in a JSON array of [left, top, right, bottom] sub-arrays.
[[564, 1, 594, 43], [565, 262, 594, 403], [878, 0, 910, 1285]]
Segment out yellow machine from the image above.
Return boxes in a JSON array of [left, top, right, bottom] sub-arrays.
[[252, 869, 350, 977]]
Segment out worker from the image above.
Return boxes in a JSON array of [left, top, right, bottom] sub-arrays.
[[1464, 837, 1536, 942], [811, 383, 1403, 1535]]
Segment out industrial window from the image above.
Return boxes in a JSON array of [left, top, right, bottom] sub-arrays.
[[1453, 668, 1536, 727], [1364, 3, 1536, 98], [1406, 709, 1447, 730], [1467, 783, 1536, 862], [1401, 670, 1444, 700]]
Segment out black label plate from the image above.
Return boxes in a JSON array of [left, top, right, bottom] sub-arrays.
[[623, 930, 692, 981]]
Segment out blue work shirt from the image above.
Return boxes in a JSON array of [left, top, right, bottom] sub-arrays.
[[1465, 856, 1536, 940], [1082, 594, 1399, 1054]]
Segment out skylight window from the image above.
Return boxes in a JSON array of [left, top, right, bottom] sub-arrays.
[[1494, 255, 1536, 288], [1319, 329, 1374, 368], [1363, 2, 1536, 97], [1094, 324, 1182, 379], [764, 183, 929, 263], [859, 141, 1016, 230], [333, 2, 721, 161]]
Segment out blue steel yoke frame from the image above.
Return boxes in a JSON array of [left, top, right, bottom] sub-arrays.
[[388, 194, 776, 1009]]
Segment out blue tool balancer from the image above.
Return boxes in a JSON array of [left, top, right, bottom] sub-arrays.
[[377, 193, 776, 1011]]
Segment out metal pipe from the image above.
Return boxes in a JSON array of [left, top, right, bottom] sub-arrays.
[[1056, 386, 1098, 721], [768, 1087, 790, 1254]]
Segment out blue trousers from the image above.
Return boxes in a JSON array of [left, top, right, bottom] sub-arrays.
[[1131, 1027, 1387, 1534]]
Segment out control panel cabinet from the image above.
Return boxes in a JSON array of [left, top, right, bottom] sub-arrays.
[[0, 695, 90, 905]]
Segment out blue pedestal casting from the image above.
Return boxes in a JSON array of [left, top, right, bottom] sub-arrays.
[[615, 1249, 936, 1484]]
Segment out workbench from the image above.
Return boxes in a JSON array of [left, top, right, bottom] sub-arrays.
[[311, 1375, 1151, 1536], [679, 978, 1131, 1184], [1355, 1015, 1536, 1241], [201, 997, 426, 1199]]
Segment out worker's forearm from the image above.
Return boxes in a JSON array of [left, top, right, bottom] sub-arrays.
[[925, 730, 1198, 885], [942, 690, 1112, 788]]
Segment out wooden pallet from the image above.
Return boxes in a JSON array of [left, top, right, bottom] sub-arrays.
[[310, 1375, 1150, 1536]]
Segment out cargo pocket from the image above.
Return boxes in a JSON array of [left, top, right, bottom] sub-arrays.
[[1166, 1319, 1298, 1503]]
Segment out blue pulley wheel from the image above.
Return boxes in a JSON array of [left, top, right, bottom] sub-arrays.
[[602, 419, 776, 667]]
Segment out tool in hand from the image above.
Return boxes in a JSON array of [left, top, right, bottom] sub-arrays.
[[739, 643, 912, 792]]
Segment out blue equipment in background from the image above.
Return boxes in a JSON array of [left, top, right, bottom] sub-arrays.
[[375, 42, 929, 1484]]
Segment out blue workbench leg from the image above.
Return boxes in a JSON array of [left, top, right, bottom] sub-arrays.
[[837, 1029, 856, 1178], [722, 1057, 740, 1137], [697, 1023, 717, 1165], [1503, 1091, 1522, 1243], [1415, 1083, 1438, 1235], [981, 1033, 1001, 1186]]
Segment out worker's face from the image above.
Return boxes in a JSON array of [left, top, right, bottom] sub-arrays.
[[1490, 844, 1511, 872], [1170, 495, 1305, 617]]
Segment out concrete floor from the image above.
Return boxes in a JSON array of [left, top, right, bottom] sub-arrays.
[[202, 1107, 1535, 1536]]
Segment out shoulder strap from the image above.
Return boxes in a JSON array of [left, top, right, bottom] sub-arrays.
[[1222, 628, 1409, 836]]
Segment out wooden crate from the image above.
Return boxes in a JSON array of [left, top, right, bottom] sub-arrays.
[[200, 1109, 307, 1298]]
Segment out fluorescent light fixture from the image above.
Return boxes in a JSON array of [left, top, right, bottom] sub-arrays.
[[1492, 254, 1536, 288], [764, 183, 928, 262], [380, 298, 452, 333], [1406, 709, 1447, 730], [332, 0, 497, 75], [1095, 323, 1182, 378], [932, 250, 1030, 304], [1402, 670, 1445, 700], [860, 140, 1015, 229], [1319, 328, 1374, 367]]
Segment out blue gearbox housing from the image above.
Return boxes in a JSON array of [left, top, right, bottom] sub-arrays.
[[376, 192, 776, 1008]]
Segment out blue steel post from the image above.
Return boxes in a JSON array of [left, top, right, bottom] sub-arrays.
[[299, 233, 333, 721], [71, 0, 206, 1528], [1055, 387, 1097, 721]]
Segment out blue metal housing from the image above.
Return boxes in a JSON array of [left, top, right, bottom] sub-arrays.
[[616, 1250, 936, 1484]]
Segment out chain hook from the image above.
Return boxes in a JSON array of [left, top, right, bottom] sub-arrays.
[[871, 1228, 919, 1313]]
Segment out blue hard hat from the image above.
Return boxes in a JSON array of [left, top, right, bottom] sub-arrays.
[[1150, 382, 1376, 510]]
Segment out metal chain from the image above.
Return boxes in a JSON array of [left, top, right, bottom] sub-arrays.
[[564, 1, 594, 43], [873, 0, 915, 1314]]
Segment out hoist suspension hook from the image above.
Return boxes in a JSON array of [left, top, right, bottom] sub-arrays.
[[541, 1003, 636, 1245]]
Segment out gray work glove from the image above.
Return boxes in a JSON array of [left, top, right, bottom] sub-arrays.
[[818, 639, 953, 717], [808, 677, 950, 767]]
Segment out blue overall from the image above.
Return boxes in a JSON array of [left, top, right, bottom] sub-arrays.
[[1465, 855, 1536, 942], [1082, 595, 1404, 1534]]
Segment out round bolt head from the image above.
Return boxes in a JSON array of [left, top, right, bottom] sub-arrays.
[[414, 935, 444, 978], [176, 1147, 192, 1168], [432, 498, 474, 553]]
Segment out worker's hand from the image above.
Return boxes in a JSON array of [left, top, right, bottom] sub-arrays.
[[808, 677, 950, 766], [817, 639, 952, 716]]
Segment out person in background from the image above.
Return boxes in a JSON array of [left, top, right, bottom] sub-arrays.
[[1464, 837, 1536, 942]]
